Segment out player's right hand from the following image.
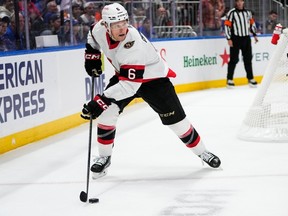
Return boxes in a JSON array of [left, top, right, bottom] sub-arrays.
[[80, 94, 111, 120], [84, 43, 102, 77]]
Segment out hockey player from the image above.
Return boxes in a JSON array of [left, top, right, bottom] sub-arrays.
[[81, 3, 221, 179]]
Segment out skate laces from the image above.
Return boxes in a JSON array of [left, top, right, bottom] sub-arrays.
[[200, 151, 214, 162], [199, 151, 221, 168], [93, 156, 109, 165]]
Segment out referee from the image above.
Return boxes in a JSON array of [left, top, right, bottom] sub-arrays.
[[224, 0, 258, 88]]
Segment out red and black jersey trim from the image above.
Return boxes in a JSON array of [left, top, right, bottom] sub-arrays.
[[119, 64, 145, 82]]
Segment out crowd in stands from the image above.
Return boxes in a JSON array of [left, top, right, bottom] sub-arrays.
[[0, 0, 280, 52], [0, 0, 104, 50]]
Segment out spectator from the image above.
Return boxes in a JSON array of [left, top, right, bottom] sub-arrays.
[[61, 18, 81, 45], [0, 15, 9, 34], [0, 15, 13, 51], [48, 13, 61, 39], [3, 12, 26, 50], [35, 0, 51, 15], [137, 17, 155, 39], [251, 10, 262, 34], [154, 6, 171, 38], [72, 0, 86, 9], [43, 1, 59, 24], [30, 9, 48, 37], [266, 10, 278, 34], [122, 0, 144, 27], [154, 6, 170, 26], [176, 3, 190, 25], [72, 3, 82, 21], [78, 2, 95, 42], [94, 3, 104, 22], [19, 0, 41, 17], [78, 2, 95, 27], [0, 0, 14, 18], [220, 6, 230, 35], [142, 0, 162, 25], [201, 0, 225, 36]]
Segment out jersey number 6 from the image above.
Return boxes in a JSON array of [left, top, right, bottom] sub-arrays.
[[128, 68, 136, 80]]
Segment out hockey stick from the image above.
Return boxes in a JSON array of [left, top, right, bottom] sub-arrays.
[[80, 75, 99, 204]]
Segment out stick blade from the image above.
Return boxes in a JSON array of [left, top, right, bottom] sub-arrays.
[[80, 191, 87, 202]]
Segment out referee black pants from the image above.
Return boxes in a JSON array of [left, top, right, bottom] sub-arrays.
[[227, 36, 254, 80]]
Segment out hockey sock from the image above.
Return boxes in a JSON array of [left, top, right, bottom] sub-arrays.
[[179, 124, 200, 148], [179, 125, 205, 155], [97, 123, 116, 156], [168, 118, 206, 155]]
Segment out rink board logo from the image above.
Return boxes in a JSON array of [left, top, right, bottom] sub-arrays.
[[183, 55, 217, 68], [84, 75, 106, 101], [0, 59, 46, 123]]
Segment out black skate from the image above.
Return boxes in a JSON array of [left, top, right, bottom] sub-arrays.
[[226, 79, 235, 89], [199, 151, 221, 168], [91, 156, 111, 179], [248, 79, 257, 88]]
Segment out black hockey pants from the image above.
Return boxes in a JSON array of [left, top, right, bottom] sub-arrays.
[[106, 75, 186, 125]]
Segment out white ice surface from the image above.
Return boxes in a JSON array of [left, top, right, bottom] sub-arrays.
[[1, 86, 288, 216]]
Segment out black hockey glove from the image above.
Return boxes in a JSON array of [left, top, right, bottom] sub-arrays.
[[84, 43, 102, 77], [81, 94, 111, 120]]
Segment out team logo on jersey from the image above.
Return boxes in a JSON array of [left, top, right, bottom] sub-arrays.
[[124, 41, 135, 49]]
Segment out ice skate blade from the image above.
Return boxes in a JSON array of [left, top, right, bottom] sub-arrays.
[[226, 85, 235, 89], [248, 83, 257, 88], [200, 158, 221, 168], [92, 170, 108, 180], [201, 162, 223, 169]]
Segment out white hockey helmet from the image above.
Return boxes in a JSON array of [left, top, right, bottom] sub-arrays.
[[102, 3, 129, 28]]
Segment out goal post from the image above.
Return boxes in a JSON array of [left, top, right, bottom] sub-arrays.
[[238, 28, 288, 142]]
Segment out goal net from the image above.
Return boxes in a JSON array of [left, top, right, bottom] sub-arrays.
[[238, 29, 288, 142]]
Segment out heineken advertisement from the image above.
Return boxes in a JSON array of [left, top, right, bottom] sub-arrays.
[[183, 55, 217, 67]]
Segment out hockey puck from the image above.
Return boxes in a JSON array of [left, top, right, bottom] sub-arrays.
[[89, 198, 99, 203]]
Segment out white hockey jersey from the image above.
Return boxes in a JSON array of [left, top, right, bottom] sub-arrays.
[[87, 21, 175, 101]]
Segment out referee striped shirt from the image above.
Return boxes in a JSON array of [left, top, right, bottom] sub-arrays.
[[224, 8, 257, 39]]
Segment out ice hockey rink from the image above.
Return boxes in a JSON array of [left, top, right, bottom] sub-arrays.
[[1, 85, 288, 216]]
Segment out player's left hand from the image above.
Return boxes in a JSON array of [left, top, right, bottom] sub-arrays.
[[84, 44, 102, 77], [254, 36, 259, 43], [81, 94, 111, 120]]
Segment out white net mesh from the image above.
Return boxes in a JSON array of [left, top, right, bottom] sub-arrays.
[[238, 29, 288, 142]]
